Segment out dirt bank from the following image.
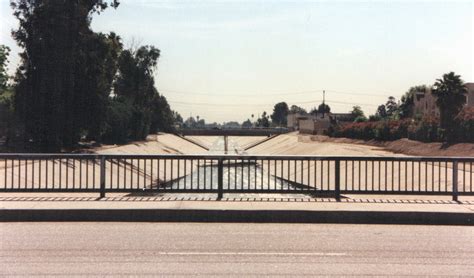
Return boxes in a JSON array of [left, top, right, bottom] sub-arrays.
[[305, 135, 474, 157]]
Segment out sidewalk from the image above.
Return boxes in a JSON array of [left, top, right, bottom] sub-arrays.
[[1, 193, 473, 225]]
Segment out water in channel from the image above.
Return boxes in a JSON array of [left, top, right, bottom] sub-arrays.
[[165, 136, 295, 191]]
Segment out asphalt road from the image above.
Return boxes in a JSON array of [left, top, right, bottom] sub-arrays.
[[1, 223, 473, 276]]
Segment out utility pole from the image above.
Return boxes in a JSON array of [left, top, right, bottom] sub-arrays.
[[322, 90, 325, 118]]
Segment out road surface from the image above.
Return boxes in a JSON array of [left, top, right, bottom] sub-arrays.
[[1, 223, 472, 276]]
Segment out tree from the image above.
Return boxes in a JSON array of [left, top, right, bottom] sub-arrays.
[[311, 103, 330, 116], [289, 105, 307, 114], [112, 45, 175, 140], [385, 96, 398, 118], [376, 104, 387, 119], [256, 111, 270, 127], [0, 45, 10, 91], [173, 111, 183, 125], [184, 117, 196, 128], [432, 72, 467, 142], [82, 32, 123, 140], [270, 102, 289, 126], [149, 94, 175, 133], [11, 0, 120, 151], [0, 45, 15, 144], [351, 105, 364, 118], [399, 85, 426, 118], [242, 119, 252, 128]]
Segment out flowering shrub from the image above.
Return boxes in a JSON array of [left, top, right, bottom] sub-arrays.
[[331, 117, 444, 142], [455, 107, 474, 142], [331, 111, 474, 143]]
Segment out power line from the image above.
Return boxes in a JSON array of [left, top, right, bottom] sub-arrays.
[[168, 99, 378, 107], [325, 89, 397, 97], [160, 88, 396, 98], [160, 88, 324, 97]]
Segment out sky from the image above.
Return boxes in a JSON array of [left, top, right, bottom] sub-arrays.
[[1, 0, 473, 123]]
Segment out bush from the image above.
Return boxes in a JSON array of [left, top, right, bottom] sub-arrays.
[[455, 107, 474, 143], [331, 117, 445, 142]]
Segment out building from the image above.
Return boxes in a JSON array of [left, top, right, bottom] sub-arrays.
[[413, 87, 439, 118], [413, 82, 474, 118], [287, 112, 335, 135], [465, 83, 474, 106], [286, 113, 309, 131], [331, 113, 355, 122], [298, 117, 331, 135]]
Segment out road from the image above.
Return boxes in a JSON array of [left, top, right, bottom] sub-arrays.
[[1, 223, 473, 276]]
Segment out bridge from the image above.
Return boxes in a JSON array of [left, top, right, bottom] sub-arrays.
[[177, 128, 289, 136]]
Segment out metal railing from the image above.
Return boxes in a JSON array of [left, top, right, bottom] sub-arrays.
[[0, 154, 473, 200]]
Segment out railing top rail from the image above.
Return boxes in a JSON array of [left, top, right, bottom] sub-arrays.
[[0, 153, 473, 162]]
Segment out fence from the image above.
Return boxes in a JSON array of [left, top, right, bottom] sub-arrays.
[[0, 154, 473, 200]]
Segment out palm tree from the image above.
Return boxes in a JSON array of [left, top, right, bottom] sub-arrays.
[[432, 72, 467, 142]]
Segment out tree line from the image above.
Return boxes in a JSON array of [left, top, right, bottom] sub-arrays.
[[237, 102, 331, 129], [332, 72, 472, 143], [0, 0, 181, 152]]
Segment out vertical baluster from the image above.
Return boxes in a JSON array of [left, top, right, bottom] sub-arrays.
[[321, 159, 324, 191], [358, 160, 361, 191], [445, 161, 448, 192], [157, 158, 161, 190], [314, 160, 317, 192], [203, 159, 206, 190], [210, 159, 213, 190], [252, 159, 256, 191], [197, 159, 200, 190], [425, 161, 428, 193]]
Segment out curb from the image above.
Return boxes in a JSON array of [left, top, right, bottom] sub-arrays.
[[1, 209, 472, 225]]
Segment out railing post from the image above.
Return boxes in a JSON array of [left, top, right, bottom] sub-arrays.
[[217, 158, 224, 200], [452, 160, 458, 202], [335, 159, 341, 201], [100, 156, 106, 199]]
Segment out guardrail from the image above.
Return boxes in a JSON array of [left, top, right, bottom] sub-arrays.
[[0, 154, 472, 200]]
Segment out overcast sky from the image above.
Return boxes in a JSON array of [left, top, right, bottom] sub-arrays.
[[1, 0, 473, 123]]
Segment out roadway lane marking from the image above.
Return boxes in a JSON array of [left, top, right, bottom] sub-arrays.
[[155, 252, 347, 256]]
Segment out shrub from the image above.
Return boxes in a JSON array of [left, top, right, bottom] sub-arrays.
[[332, 117, 444, 142], [455, 107, 474, 143]]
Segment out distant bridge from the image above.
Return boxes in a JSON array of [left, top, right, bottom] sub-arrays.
[[177, 128, 289, 136]]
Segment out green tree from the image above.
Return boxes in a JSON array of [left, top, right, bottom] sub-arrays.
[[0, 45, 10, 91], [150, 94, 175, 133], [11, 0, 120, 151], [351, 106, 367, 122], [173, 111, 183, 125], [385, 96, 398, 118], [112, 45, 174, 140], [289, 105, 307, 114], [82, 32, 123, 140], [432, 72, 467, 142], [376, 104, 387, 119], [311, 103, 330, 115], [256, 111, 270, 127], [0, 44, 15, 145], [270, 102, 289, 126], [399, 85, 426, 118], [351, 105, 364, 118], [242, 119, 252, 128], [184, 117, 197, 128]]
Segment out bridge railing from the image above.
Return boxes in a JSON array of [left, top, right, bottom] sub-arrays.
[[0, 154, 472, 200]]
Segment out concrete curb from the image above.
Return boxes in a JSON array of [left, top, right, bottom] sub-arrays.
[[1, 209, 472, 225]]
